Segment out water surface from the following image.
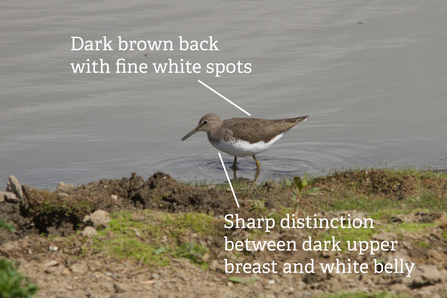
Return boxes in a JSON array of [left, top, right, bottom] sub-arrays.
[[1, 0, 446, 188]]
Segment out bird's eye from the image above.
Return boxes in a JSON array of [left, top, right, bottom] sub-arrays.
[[203, 120, 208, 124]]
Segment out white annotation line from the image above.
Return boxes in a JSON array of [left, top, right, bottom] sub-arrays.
[[218, 153, 240, 208], [198, 80, 251, 116]]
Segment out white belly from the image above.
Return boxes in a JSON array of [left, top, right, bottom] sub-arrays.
[[209, 133, 285, 157]]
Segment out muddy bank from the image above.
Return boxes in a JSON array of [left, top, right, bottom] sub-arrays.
[[1, 170, 447, 297]]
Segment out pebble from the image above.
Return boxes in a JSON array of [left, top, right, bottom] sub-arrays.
[[81, 226, 97, 238], [89, 210, 111, 227], [70, 263, 89, 275], [8, 176, 23, 204], [114, 282, 130, 293], [57, 182, 76, 193], [44, 267, 57, 274], [57, 193, 68, 199], [405, 265, 443, 288], [45, 260, 59, 267], [372, 231, 398, 242], [209, 260, 219, 271], [0, 191, 19, 203]]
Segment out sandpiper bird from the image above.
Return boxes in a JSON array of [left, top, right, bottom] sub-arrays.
[[181, 113, 308, 170]]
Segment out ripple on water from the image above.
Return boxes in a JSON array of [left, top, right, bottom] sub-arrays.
[[149, 152, 319, 183]]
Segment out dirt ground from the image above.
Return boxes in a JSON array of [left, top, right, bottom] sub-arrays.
[[1, 170, 447, 298]]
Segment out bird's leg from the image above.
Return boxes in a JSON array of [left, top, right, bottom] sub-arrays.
[[252, 155, 261, 170], [254, 167, 260, 182], [232, 166, 237, 179], [230, 156, 238, 170]]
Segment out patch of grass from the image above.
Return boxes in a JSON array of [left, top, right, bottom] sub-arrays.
[[385, 221, 438, 242], [216, 178, 257, 192], [406, 192, 446, 211], [325, 194, 404, 214], [90, 210, 224, 267], [180, 177, 257, 192], [416, 241, 430, 249], [394, 222, 437, 233], [30, 190, 95, 218], [383, 167, 447, 179], [369, 209, 407, 220], [442, 230, 447, 240], [173, 241, 207, 264], [0, 220, 15, 234], [293, 168, 445, 219], [247, 199, 266, 213], [97, 235, 169, 266], [308, 168, 446, 204], [0, 258, 38, 298], [314, 225, 377, 251]]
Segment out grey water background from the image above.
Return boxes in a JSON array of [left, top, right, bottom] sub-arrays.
[[1, 1, 446, 189]]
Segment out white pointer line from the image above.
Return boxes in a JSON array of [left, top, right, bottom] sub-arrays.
[[198, 80, 251, 116], [218, 153, 240, 208]]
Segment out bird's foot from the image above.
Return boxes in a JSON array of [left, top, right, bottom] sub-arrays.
[[252, 155, 261, 171]]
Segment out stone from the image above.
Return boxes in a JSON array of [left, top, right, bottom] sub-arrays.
[[0, 191, 20, 203], [440, 269, 447, 282], [45, 260, 59, 267], [89, 210, 111, 227], [44, 267, 57, 274], [57, 182, 76, 193], [70, 263, 89, 275], [209, 260, 219, 271], [201, 252, 210, 261], [371, 231, 398, 242], [81, 226, 97, 238], [114, 282, 130, 293], [404, 265, 443, 288], [7, 176, 23, 204], [4, 192, 19, 203], [58, 192, 68, 199]]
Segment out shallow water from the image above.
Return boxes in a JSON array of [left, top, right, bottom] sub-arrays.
[[1, 0, 446, 189]]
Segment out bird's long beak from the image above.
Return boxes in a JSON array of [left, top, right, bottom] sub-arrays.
[[181, 126, 200, 141]]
